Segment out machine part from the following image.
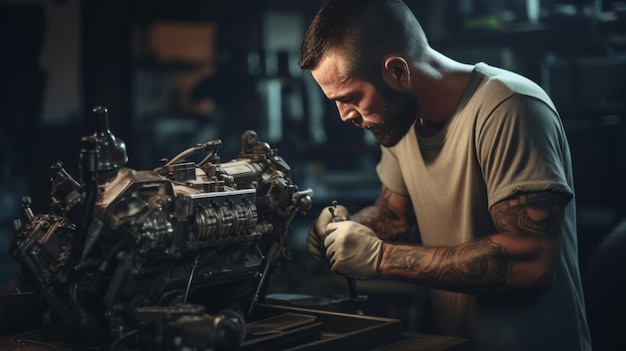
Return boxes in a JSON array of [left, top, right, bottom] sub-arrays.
[[5, 106, 313, 349]]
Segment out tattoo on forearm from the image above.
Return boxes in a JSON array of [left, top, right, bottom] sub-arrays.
[[352, 187, 419, 242], [384, 238, 507, 291], [382, 191, 566, 291]]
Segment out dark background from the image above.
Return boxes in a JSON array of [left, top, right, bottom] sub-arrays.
[[1, 0, 625, 348]]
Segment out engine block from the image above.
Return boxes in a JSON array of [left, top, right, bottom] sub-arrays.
[[6, 107, 312, 348]]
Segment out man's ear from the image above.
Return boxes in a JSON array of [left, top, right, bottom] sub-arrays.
[[382, 56, 410, 89]]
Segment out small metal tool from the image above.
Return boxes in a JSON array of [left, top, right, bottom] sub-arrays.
[[328, 200, 365, 315], [329, 200, 346, 222]]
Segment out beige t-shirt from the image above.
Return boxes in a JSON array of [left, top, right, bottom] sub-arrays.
[[376, 63, 591, 351]]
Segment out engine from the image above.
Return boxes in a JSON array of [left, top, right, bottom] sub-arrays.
[[6, 106, 313, 349]]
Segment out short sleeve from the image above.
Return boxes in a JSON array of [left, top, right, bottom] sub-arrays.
[[477, 94, 574, 208], [376, 146, 409, 196]]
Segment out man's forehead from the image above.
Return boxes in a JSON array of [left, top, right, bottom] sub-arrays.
[[311, 54, 361, 98], [312, 54, 349, 83]]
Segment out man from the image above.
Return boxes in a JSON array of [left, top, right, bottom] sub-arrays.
[[300, 1, 591, 350]]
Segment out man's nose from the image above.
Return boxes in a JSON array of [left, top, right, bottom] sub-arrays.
[[338, 110, 351, 122], [337, 104, 360, 123]]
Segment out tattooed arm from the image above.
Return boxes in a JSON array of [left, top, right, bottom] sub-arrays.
[[377, 190, 568, 293], [350, 184, 420, 243]]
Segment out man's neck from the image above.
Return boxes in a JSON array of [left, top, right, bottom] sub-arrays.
[[413, 52, 474, 131], [415, 117, 444, 138]]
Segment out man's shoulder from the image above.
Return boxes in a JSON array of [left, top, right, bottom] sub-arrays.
[[473, 62, 555, 109]]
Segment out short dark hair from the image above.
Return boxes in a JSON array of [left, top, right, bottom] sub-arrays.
[[299, 0, 428, 81]]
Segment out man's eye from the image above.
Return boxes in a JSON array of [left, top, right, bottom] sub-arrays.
[[336, 96, 352, 103]]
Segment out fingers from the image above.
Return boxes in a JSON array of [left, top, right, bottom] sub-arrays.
[[326, 221, 378, 239], [309, 205, 349, 256], [322, 221, 382, 279], [307, 219, 328, 262], [329, 204, 349, 220], [323, 227, 337, 246], [324, 229, 338, 264], [315, 205, 350, 232], [306, 205, 350, 264]]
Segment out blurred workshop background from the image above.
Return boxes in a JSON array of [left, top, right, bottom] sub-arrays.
[[1, 0, 625, 345]]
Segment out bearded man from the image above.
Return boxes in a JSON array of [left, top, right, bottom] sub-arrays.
[[300, 1, 592, 350]]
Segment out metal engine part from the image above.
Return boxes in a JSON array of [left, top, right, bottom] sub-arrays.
[[6, 106, 313, 348]]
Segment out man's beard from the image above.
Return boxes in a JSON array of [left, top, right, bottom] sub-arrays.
[[367, 87, 419, 147]]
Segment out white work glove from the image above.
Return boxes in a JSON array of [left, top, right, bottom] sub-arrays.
[[307, 205, 349, 263], [324, 221, 383, 279]]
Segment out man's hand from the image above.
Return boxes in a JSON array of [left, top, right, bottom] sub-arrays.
[[324, 221, 383, 279], [307, 205, 349, 262]]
